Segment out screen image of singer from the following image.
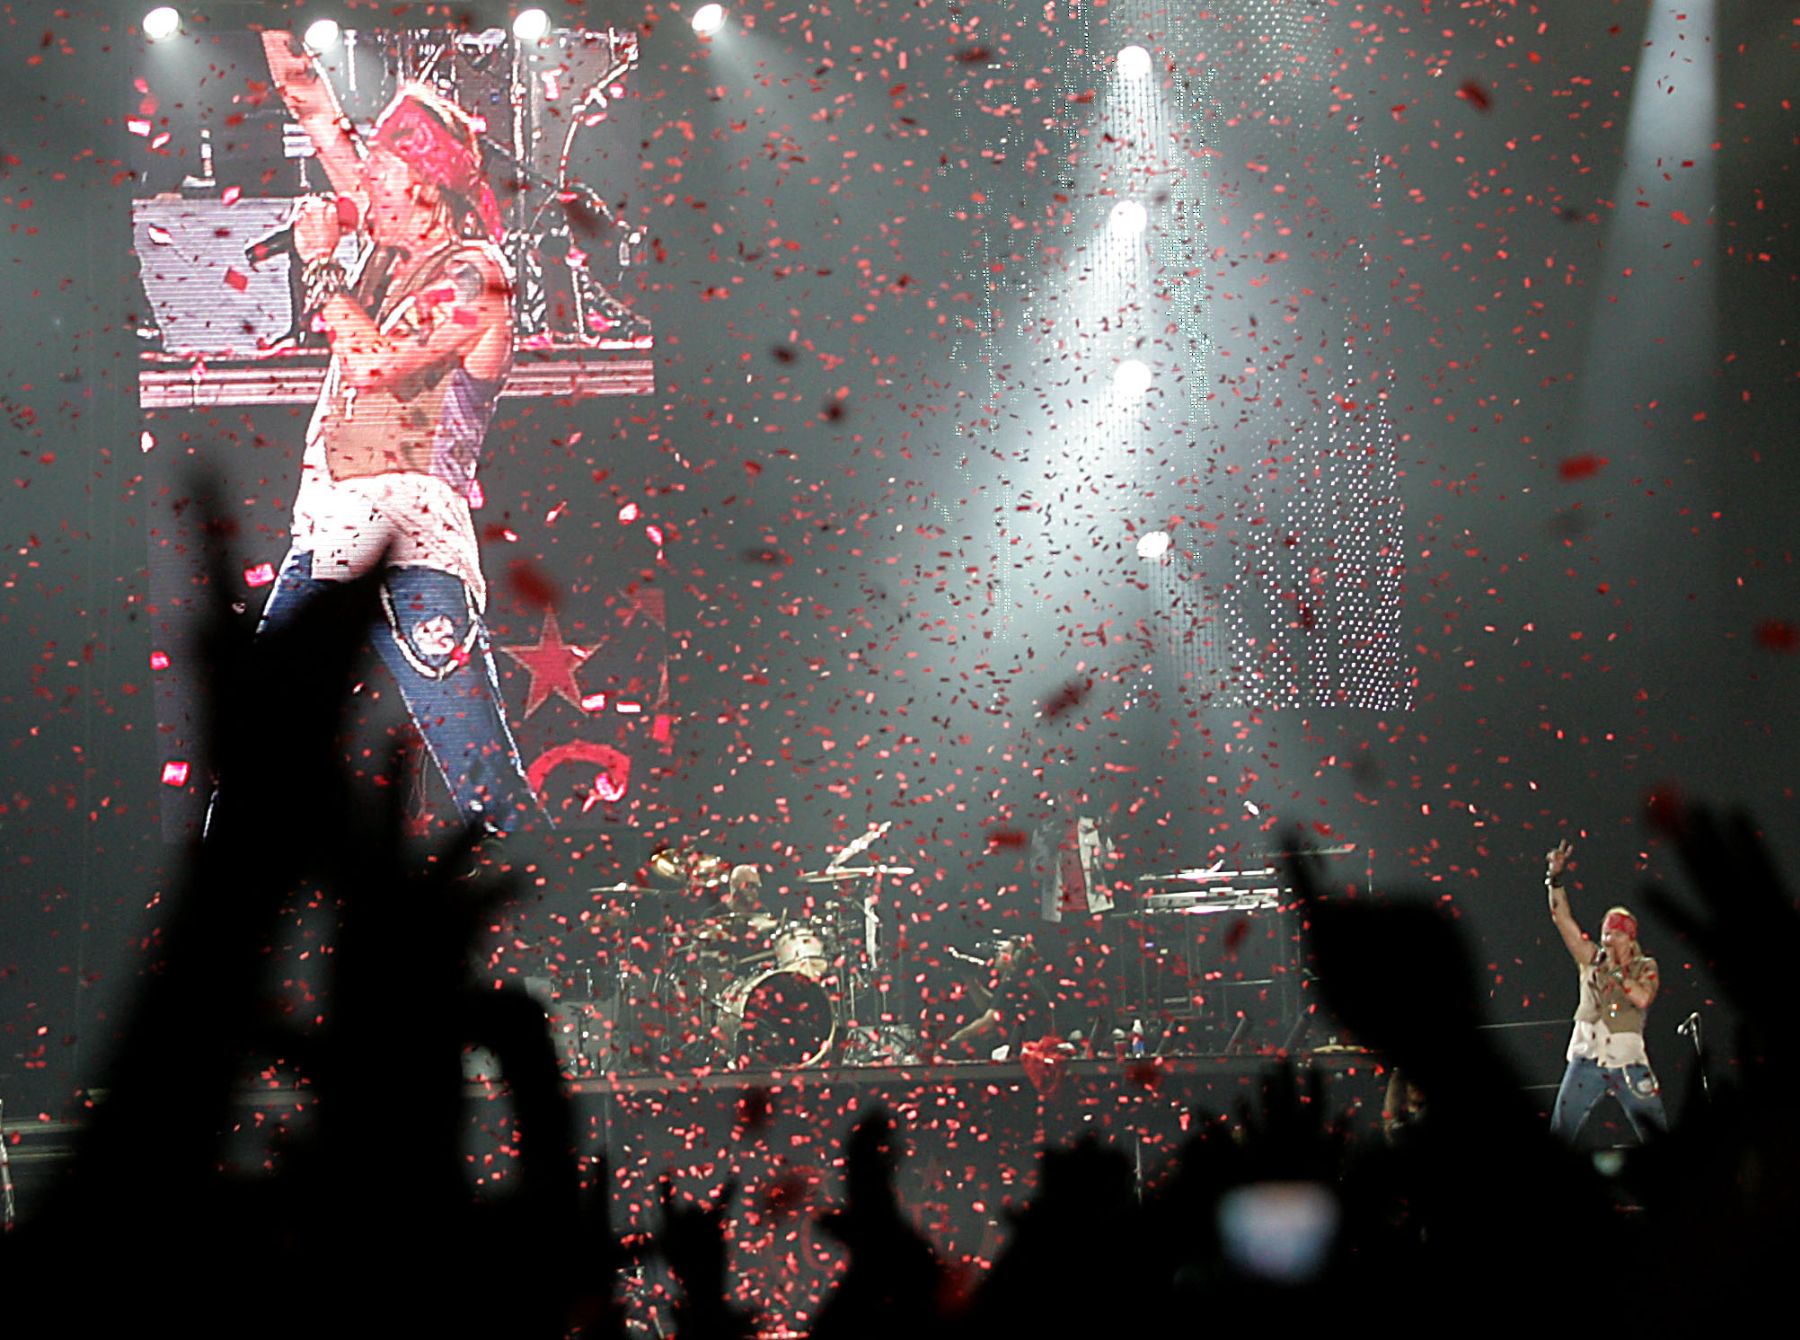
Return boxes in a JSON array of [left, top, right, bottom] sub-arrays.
[[132, 25, 670, 838]]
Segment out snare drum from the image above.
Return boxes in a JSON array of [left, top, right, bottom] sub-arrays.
[[772, 920, 831, 980], [717, 967, 837, 1068]]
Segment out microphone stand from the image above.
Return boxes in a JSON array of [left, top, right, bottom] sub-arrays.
[[1677, 1011, 1709, 1104]]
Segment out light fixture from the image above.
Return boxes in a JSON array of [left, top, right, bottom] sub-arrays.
[[692, 4, 726, 36], [1113, 358, 1152, 399], [302, 19, 341, 53], [1136, 531, 1172, 561], [1116, 45, 1152, 80], [1109, 199, 1147, 236], [143, 6, 180, 41], [512, 8, 550, 41]]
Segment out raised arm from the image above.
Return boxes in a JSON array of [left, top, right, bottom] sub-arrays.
[[261, 30, 365, 198], [1544, 840, 1596, 966]]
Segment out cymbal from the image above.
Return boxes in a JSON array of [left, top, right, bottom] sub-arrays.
[[589, 882, 661, 896], [647, 846, 728, 884], [798, 864, 917, 883]]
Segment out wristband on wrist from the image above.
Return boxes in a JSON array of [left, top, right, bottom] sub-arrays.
[[300, 256, 347, 318]]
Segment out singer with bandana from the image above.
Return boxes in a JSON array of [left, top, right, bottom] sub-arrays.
[[252, 31, 542, 832], [1543, 839, 1667, 1142]]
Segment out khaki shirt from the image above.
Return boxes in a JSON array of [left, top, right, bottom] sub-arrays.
[[1566, 953, 1658, 1067]]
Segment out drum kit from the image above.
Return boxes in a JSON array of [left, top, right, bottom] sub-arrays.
[[577, 844, 917, 1074], [543, 838, 1350, 1075]]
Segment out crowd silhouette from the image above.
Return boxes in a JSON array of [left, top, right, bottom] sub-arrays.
[[5, 509, 1794, 1335]]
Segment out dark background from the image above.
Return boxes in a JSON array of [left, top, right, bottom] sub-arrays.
[[2, 1, 1794, 1122]]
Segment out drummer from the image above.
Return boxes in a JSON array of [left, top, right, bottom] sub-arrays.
[[722, 863, 766, 916], [688, 863, 777, 962]]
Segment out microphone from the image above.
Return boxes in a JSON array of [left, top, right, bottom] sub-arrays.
[[1676, 1011, 1700, 1038], [244, 194, 363, 266]]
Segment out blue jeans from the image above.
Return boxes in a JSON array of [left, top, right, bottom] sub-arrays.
[[1550, 1056, 1668, 1143], [260, 551, 543, 832]]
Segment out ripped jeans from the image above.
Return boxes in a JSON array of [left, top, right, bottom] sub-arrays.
[[260, 551, 542, 832], [1550, 1056, 1669, 1144]]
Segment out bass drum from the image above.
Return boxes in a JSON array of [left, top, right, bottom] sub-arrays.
[[718, 968, 837, 1069]]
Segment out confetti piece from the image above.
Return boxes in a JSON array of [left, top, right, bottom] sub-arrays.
[[1455, 81, 1491, 111], [1755, 620, 1797, 652], [1558, 455, 1606, 480], [1038, 677, 1092, 720], [506, 559, 557, 609]]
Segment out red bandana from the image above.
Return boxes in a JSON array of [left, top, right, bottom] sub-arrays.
[[1602, 909, 1639, 941], [372, 95, 503, 241]]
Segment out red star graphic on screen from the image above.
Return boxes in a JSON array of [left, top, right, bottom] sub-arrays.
[[499, 608, 597, 718]]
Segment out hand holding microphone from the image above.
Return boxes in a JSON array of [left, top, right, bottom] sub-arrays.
[[247, 192, 364, 267], [293, 193, 363, 259]]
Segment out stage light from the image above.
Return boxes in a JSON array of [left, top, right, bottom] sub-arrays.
[[142, 7, 180, 41], [1113, 358, 1152, 399], [692, 4, 726, 36], [1116, 45, 1152, 80], [303, 19, 341, 53], [1109, 199, 1147, 236], [1136, 531, 1172, 561], [512, 8, 550, 41]]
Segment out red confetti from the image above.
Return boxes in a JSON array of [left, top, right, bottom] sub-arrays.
[[1558, 455, 1607, 480], [1039, 676, 1092, 720], [160, 761, 190, 787], [505, 558, 558, 610], [736, 1087, 772, 1130], [1755, 620, 1797, 651], [243, 562, 275, 588], [1125, 1059, 1162, 1092], [223, 267, 249, 292], [1644, 783, 1690, 838], [1456, 81, 1491, 111]]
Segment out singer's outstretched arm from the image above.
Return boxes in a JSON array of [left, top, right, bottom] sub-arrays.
[[1545, 842, 1597, 966], [262, 30, 365, 198]]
